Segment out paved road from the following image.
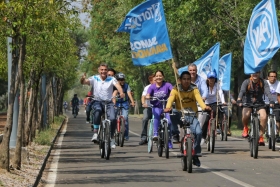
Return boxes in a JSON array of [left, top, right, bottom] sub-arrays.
[[41, 111, 280, 187]]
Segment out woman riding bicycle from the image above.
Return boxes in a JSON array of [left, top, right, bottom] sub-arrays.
[[146, 70, 173, 148], [164, 71, 211, 167], [201, 71, 226, 144]]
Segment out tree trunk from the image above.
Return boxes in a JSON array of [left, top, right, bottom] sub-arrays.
[[0, 35, 19, 171], [13, 35, 26, 169]]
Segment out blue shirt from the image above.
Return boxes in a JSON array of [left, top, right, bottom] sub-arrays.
[[194, 75, 208, 98]]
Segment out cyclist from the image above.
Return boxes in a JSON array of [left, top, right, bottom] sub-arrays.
[[63, 101, 68, 111], [172, 63, 208, 142], [71, 94, 79, 115], [164, 71, 211, 167], [237, 71, 274, 146], [113, 72, 135, 141], [107, 68, 116, 77], [146, 70, 173, 149], [221, 91, 237, 136], [265, 71, 280, 142], [201, 71, 226, 145], [139, 74, 156, 145], [80, 63, 125, 149], [85, 90, 93, 123]]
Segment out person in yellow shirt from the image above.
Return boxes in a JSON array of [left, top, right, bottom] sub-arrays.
[[164, 71, 211, 167]]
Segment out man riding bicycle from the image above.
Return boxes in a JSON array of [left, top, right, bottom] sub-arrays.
[[71, 94, 79, 115], [237, 71, 274, 146], [113, 72, 135, 141], [80, 63, 125, 149], [164, 71, 211, 167]]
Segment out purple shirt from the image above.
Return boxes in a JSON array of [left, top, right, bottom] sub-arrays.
[[147, 82, 173, 107]]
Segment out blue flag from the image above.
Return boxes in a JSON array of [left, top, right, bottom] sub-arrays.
[[117, 0, 173, 66], [244, 0, 280, 74], [219, 53, 232, 91], [178, 42, 220, 80]]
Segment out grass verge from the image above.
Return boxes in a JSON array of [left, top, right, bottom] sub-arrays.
[[34, 115, 65, 146]]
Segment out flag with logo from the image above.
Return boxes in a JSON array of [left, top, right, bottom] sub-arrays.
[[244, 0, 280, 74], [219, 53, 232, 91], [117, 0, 173, 66], [178, 42, 220, 80]]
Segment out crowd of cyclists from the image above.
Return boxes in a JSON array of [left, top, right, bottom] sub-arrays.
[[67, 62, 280, 167]]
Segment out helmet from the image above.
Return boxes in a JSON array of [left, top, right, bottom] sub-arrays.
[[116, 73, 125, 80], [207, 71, 217, 79]]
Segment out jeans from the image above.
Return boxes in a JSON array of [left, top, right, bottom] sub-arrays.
[[86, 101, 93, 121], [171, 111, 202, 155], [92, 100, 116, 138], [141, 108, 153, 140]]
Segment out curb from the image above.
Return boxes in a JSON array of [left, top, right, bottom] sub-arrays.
[[33, 117, 66, 187]]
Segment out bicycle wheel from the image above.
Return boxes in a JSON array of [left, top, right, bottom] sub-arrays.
[[74, 108, 76, 118], [181, 137, 187, 171], [164, 122, 169, 159], [119, 117, 125, 147], [187, 138, 192, 173], [148, 119, 154, 153], [210, 120, 215, 153], [114, 128, 119, 146], [104, 121, 111, 160], [270, 118, 276, 151], [99, 124, 105, 158], [253, 117, 259, 159], [157, 127, 163, 157], [223, 121, 228, 141]]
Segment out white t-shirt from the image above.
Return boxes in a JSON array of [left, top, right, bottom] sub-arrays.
[[264, 80, 279, 104], [205, 83, 225, 104], [142, 84, 151, 106], [89, 75, 117, 101]]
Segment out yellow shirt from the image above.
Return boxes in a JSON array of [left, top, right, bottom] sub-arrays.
[[166, 84, 206, 112]]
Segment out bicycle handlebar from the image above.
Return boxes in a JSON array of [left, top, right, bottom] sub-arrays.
[[242, 103, 266, 108]]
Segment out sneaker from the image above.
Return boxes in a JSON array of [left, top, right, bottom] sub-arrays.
[[200, 138, 205, 146], [258, 136, 265, 146], [111, 140, 116, 149], [242, 127, 249, 138], [91, 133, 98, 143], [139, 139, 148, 145], [86, 121, 89, 124], [172, 134, 179, 143], [124, 137, 129, 141], [196, 153, 202, 157], [193, 156, 201, 167], [216, 129, 221, 134], [153, 136, 158, 141], [168, 140, 173, 149]]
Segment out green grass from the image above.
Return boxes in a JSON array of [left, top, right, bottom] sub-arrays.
[[229, 123, 243, 137], [0, 180, 4, 186], [34, 115, 65, 146]]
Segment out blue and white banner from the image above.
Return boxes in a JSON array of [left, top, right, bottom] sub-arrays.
[[219, 53, 232, 91], [117, 0, 173, 66], [178, 42, 220, 80], [244, 0, 280, 74]]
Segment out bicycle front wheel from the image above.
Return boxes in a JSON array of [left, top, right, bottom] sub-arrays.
[[99, 125, 105, 158], [157, 127, 163, 157], [252, 117, 259, 159], [104, 122, 111, 160], [270, 118, 276, 151], [181, 137, 187, 171], [187, 138, 192, 173], [223, 120, 228, 141], [164, 122, 169, 159], [148, 119, 154, 153], [119, 117, 125, 147], [210, 120, 215, 153]]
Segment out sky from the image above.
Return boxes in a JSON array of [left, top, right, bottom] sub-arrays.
[[71, 1, 91, 28]]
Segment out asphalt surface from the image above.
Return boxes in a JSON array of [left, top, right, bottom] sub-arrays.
[[41, 111, 280, 187]]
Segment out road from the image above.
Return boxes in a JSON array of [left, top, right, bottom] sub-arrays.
[[40, 111, 280, 187]]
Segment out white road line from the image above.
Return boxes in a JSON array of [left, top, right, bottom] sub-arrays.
[[130, 129, 255, 187], [44, 123, 67, 187]]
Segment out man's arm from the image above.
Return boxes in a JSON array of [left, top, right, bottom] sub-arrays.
[[127, 91, 135, 106], [199, 78, 208, 100], [80, 73, 90, 85], [114, 82, 125, 98], [237, 79, 248, 101], [264, 80, 274, 105]]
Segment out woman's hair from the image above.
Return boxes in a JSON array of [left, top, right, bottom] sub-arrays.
[[179, 71, 191, 79], [206, 78, 217, 87], [154, 70, 164, 77]]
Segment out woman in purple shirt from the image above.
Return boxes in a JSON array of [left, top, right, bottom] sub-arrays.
[[146, 70, 173, 148]]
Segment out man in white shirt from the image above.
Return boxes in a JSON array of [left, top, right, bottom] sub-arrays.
[[80, 63, 124, 148], [139, 74, 156, 145]]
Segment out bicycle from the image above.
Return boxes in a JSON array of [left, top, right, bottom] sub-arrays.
[[73, 105, 79, 118], [95, 97, 115, 160], [205, 104, 216, 153], [266, 106, 280, 151], [178, 108, 199, 173], [242, 103, 264, 159], [114, 102, 126, 147], [149, 96, 170, 159], [217, 103, 229, 141], [147, 106, 154, 153]]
